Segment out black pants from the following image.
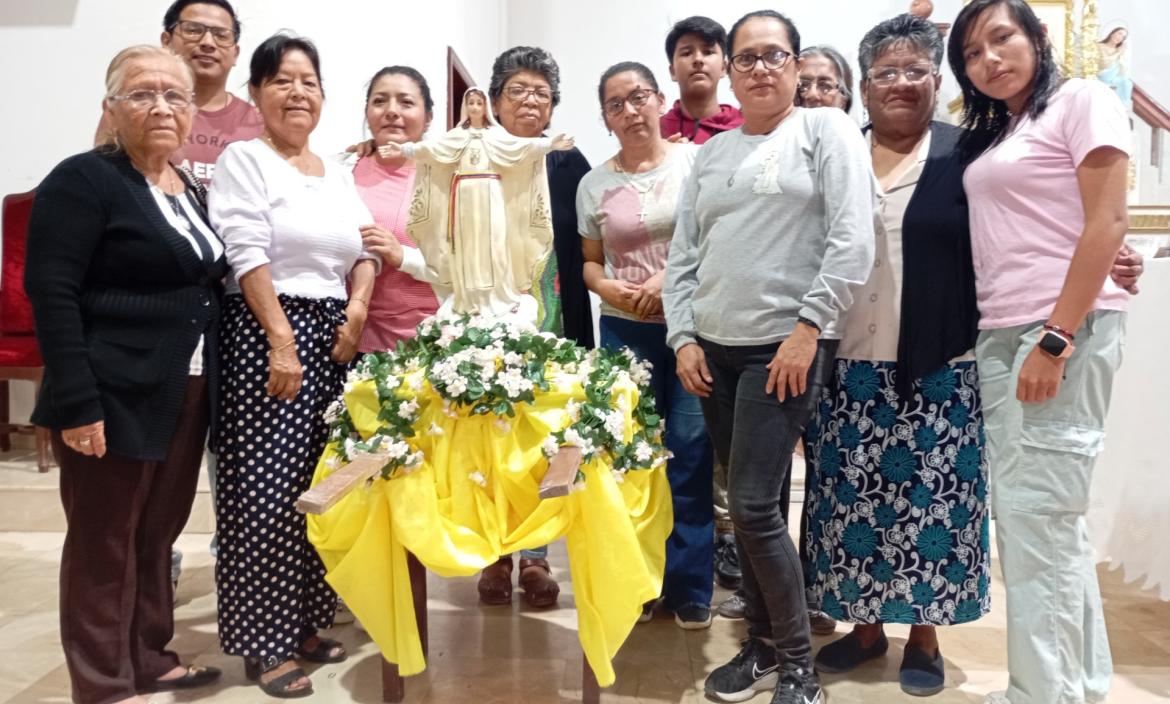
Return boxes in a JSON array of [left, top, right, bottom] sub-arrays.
[[56, 377, 208, 704], [698, 338, 837, 668]]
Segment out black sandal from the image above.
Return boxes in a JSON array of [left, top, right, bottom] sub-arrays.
[[296, 636, 347, 664], [146, 664, 221, 692], [244, 658, 314, 699]]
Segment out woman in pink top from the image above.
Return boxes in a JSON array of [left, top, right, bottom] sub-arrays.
[[345, 66, 441, 352], [950, 2, 1131, 702]]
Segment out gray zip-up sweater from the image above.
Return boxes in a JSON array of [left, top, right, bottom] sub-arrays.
[[664, 107, 875, 351]]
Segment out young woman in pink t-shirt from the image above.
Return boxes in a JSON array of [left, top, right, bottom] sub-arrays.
[[345, 66, 442, 352], [950, 1, 1131, 702]]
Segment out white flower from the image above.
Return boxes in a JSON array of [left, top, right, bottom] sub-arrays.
[[386, 440, 411, 460], [428, 422, 445, 436], [447, 377, 468, 396], [490, 325, 506, 340], [408, 374, 424, 391], [503, 351, 524, 367], [542, 436, 560, 458], [324, 455, 342, 470], [562, 427, 595, 456], [383, 374, 401, 390], [563, 427, 583, 446], [629, 361, 652, 386], [323, 399, 344, 424], [634, 441, 653, 463], [397, 398, 420, 419], [405, 451, 425, 468], [565, 399, 581, 421], [611, 468, 626, 484], [603, 410, 626, 439], [468, 471, 487, 487]]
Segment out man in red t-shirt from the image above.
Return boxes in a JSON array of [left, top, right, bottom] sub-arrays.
[[97, 1, 263, 187], [160, 0, 263, 185], [660, 16, 743, 145]]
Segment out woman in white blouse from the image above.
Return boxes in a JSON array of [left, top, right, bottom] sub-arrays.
[[208, 34, 377, 699]]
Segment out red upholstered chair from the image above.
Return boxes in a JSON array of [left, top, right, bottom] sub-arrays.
[[0, 190, 52, 472]]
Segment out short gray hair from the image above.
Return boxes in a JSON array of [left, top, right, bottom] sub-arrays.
[[488, 46, 562, 109], [857, 13, 943, 78], [799, 45, 855, 113]]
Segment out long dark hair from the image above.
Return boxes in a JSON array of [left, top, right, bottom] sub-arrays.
[[947, 0, 1059, 157]]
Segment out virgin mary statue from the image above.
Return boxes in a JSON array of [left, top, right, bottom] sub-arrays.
[[381, 88, 573, 322]]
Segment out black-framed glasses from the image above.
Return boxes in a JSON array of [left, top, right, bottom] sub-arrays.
[[169, 20, 236, 48], [109, 89, 194, 110], [867, 64, 936, 87], [798, 79, 840, 95], [503, 84, 553, 105], [602, 88, 656, 116], [730, 49, 793, 73]]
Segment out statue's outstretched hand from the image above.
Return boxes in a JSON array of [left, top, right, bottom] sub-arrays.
[[551, 134, 575, 151], [377, 142, 405, 159]]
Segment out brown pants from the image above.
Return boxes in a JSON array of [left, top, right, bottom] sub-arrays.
[[56, 377, 208, 704]]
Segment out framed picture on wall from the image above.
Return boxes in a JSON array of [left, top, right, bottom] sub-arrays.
[[1026, 0, 1073, 72]]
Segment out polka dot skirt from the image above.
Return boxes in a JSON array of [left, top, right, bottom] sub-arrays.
[[214, 294, 347, 665]]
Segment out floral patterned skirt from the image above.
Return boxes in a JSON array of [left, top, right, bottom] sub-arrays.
[[804, 360, 991, 625]]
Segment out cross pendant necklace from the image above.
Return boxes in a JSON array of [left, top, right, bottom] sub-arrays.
[[615, 151, 659, 223]]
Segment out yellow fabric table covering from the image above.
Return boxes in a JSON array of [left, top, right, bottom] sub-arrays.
[[306, 372, 673, 686]]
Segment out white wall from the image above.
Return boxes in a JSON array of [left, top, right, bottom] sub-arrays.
[[504, 0, 965, 165], [0, 0, 507, 198]]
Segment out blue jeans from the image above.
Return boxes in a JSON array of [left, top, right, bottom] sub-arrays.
[[600, 316, 714, 610]]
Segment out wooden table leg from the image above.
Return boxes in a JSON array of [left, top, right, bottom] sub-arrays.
[[381, 552, 429, 703], [381, 659, 405, 703], [582, 653, 601, 704]]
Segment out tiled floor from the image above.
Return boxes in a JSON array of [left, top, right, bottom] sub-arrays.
[[1, 488, 1168, 701]]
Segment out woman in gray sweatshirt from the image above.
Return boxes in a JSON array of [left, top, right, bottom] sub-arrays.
[[663, 10, 874, 704]]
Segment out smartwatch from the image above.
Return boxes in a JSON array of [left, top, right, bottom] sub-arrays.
[[1037, 330, 1075, 359]]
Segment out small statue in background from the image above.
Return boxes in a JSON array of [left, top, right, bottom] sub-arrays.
[[1098, 25, 1133, 109], [909, 0, 934, 19]]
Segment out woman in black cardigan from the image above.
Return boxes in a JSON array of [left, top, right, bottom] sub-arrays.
[[25, 45, 225, 704]]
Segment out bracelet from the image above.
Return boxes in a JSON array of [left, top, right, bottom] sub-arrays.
[[796, 315, 822, 333], [1042, 323, 1075, 341], [269, 338, 295, 354], [350, 297, 369, 310]]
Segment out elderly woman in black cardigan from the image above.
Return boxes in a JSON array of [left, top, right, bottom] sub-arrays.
[[25, 45, 225, 704]]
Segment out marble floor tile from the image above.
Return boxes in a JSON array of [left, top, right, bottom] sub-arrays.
[[1, 520, 1168, 703]]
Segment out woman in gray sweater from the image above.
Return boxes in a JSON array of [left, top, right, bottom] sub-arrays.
[[663, 10, 874, 704]]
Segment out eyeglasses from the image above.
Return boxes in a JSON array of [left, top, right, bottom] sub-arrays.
[[603, 88, 656, 116], [798, 79, 840, 95], [169, 20, 236, 48], [730, 49, 793, 73], [109, 89, 194, 110], [503, 84, 553, 105], [867, 64, 936, 87]]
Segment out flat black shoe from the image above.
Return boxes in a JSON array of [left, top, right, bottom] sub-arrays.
[[296, 635, 347, 663], [245, 658, 314, 699], [814, 631, 889, 674], [146, 664, 221, 691], [900, 645, 945, 696]]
